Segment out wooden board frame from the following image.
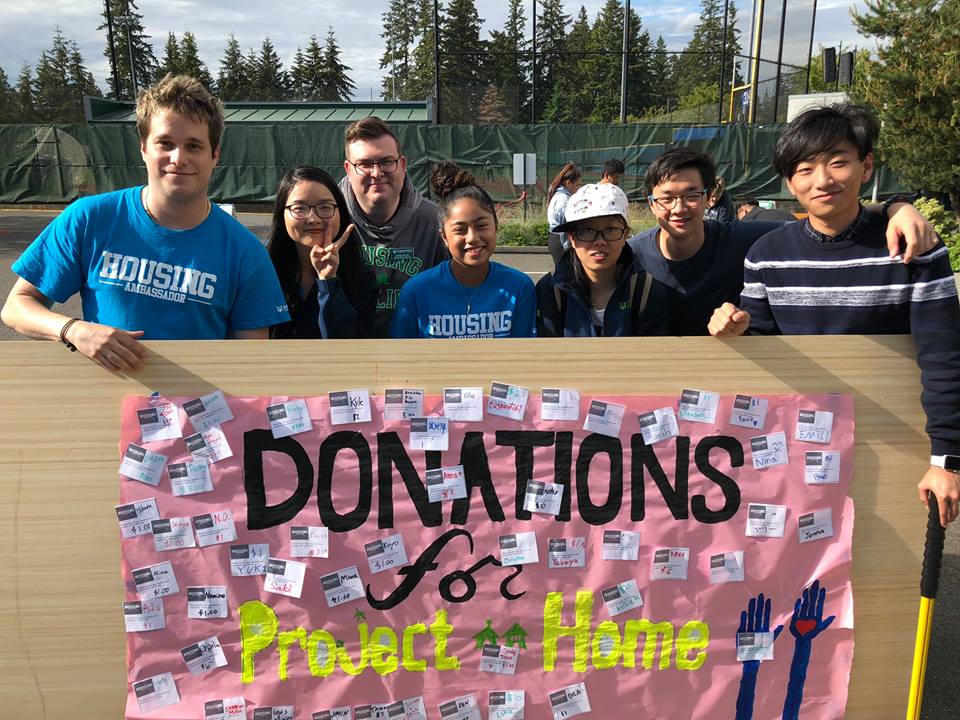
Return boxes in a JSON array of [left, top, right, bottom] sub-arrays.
[[0, 336, 932, 719]]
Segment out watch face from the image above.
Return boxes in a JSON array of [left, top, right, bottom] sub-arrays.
[[945, 455, 960, 472]]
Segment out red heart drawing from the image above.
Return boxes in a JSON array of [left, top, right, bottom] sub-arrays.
[[795, 619, 818, 636]]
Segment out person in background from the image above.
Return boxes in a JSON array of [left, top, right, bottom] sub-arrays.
[[708, 103, 960, 528], [390, 162, 536, 339], [703, 176, 735, 222], [339, 116, 447, 337], [546, 163, 583, 266], [736, 197, 797, 222], [267, 166, 377, 339], [600, 158, 625, 186], [536, 183, 667, 337], [0, 74, 288, 373]]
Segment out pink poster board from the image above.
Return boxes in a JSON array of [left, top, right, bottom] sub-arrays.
[[117, 391, 855, 720]]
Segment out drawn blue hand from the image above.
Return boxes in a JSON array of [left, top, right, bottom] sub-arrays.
[[735, 592, 784, 720], [782, 579, 836, 720]]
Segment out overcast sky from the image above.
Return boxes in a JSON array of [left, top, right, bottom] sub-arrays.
[[1, 0, 874, 100]]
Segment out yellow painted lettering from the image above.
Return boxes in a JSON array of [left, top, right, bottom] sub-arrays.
[[370, 626, 399, 675], [307, 630, 337, 677], [542, 590, 592, 672], [277, 628, 307, 681], [429, 610, 460, 670], [676, 621, 709, 670], [336, 623, 370, 676], [239, 600, 279, 684], [591, 620, 622, 669], [623, 619, 674, 670], [401, 623, 428, 672]]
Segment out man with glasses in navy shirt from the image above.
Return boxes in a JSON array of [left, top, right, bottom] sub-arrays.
[[339, 117, 447, 336], [629, 148, 939, 335]]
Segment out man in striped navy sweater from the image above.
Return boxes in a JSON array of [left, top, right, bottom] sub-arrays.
[[709, 103, 960, 527]]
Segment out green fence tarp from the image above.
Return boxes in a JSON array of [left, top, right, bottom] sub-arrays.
[[0, 122, 905, 205]]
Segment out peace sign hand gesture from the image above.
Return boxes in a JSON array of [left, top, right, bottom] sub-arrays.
[[310, 223, 355, 280]]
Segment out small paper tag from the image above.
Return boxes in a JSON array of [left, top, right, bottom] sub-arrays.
[[384, 389, 424, 421], [737, 631, 775, 661], [119, 443, 167, 486], [193, 509, 238, 547], [487, 382, 529, 421], [180, 636, 228, 676], [438, 695, 483, 720], [479, 644, 519, 675], [204, 697, 246, 720], [443, 387, 484, 422], [187, 586, 228, 619], [312, 707, 353, 720], [582, 400, 625, 437], [601, 529, 640, 560], [184, 427, 233, 464], [123, 598, 165, 632], [638, 407, 680, 444], [750, 431, 789, 469], [133, 672, 180, 714], [547, 537, 586, 569], [320, 565, 365, 607], [804, 451, 841, 484], [267, 399, 313, 438], [677, 389, 720, 424], [651, 547, 690, 580], [264, 557, 307, 598], [132, 561, 180, 599], [523, 480, 564, 516], [498, 531, 539, 566], [746, 503, 787, 538], [137, 403, 182, 443], [795, 409, 834, 444], [409, 416, 449, 451], [253, 707, 294, 720], [549, 683, 591, 720], [798, 508, 835, 543], [329, 389, 372, 425], [290, 526, 329, 558], [729, 394, 769, 429], [229, 543, 270, 576], [600, 579, 644, 616], [151, 517, 196, 551], [488, 691, 524, 720], [365, 533, 409, 574], [709, 551, 745, 583], [168, 459, 214, 496], [540, 388, 580, 421], [115, 497, 160, 538], [426, 465, 468, 502], [183, 390, 234, 433]]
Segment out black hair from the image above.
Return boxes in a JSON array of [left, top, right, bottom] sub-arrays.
[[266, 165, 367, 323], [644, 149, 717, 196], [736, 196, 760, 210], [431, 161, 498, 228], [602, 158, 625, 177], [773, 103, 879, 178], [548, 163, 582, 200]]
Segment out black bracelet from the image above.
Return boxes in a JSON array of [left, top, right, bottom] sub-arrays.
[[59, 317, 80, 352], [882, 194, 912, 218]]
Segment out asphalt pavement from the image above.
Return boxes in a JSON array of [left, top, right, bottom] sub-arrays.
[[0, 208, 956, 718]]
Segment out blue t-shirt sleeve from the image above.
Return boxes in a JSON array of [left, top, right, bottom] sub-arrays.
[[228, 240, 291, 332], [390, 282, 421, 338], [12, 201, 88, 303], [511, 275, 537, 338]]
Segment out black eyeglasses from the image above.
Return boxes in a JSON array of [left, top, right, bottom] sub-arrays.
[[348, 157, 400, 175], [572, 226, 627, 244], [647, 189, 708, 211], [285, 202, 338, 220]]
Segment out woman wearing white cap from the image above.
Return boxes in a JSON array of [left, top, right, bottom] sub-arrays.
[[536, 183, 668, 337]]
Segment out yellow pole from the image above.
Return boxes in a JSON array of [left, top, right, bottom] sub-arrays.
[[906, 597, 934, 719], [748, 0, 765, 122]]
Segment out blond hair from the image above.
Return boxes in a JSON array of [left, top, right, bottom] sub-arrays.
[[136, 74, 224, 154]]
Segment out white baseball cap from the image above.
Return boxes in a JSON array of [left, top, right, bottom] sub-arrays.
[[553, 182, 630, 232]]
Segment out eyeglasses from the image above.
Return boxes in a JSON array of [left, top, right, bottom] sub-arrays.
[[647, 189, 709, 211], [348, 157, 400, 175], [285, 202, 338, 220], [571, 226, 627, 244]]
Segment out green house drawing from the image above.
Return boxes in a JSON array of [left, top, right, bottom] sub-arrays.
[[472, 619, 499, 648], [502, 622, 528, 649]]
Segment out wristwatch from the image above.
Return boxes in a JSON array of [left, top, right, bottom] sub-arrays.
[[931, 454, 960, 472]]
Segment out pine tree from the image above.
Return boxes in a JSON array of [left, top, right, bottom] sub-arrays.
[[407, 0, 439, 102], [252, 36, 289, 100], [319, 28, 355, 101], [587, 0, 628, 123], [476, 84, 510, 123], [68, 43, 101, 100], [647, 35, 672, 112], [486, 0, 529, 121], [672, 0, 741, 107], [542, 6, 593, 123], [34, 29, 98, 122], [534, 0, 570, 122], [379, 0, 419, 99], [16, 64, 35, 120], [0, 67, 17, 123], [99, 0, 157, 98], [439, 0, 486, 122], [178, 33, 214, 90], [294, 36, 327, 101], [290, 47, 307, 100], [217, 34, 249, 100], [156, 32, 182, 80]]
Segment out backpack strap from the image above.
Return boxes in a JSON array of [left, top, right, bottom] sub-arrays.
[[630, 270, 655, 329], [553, 284, 566, 325]]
